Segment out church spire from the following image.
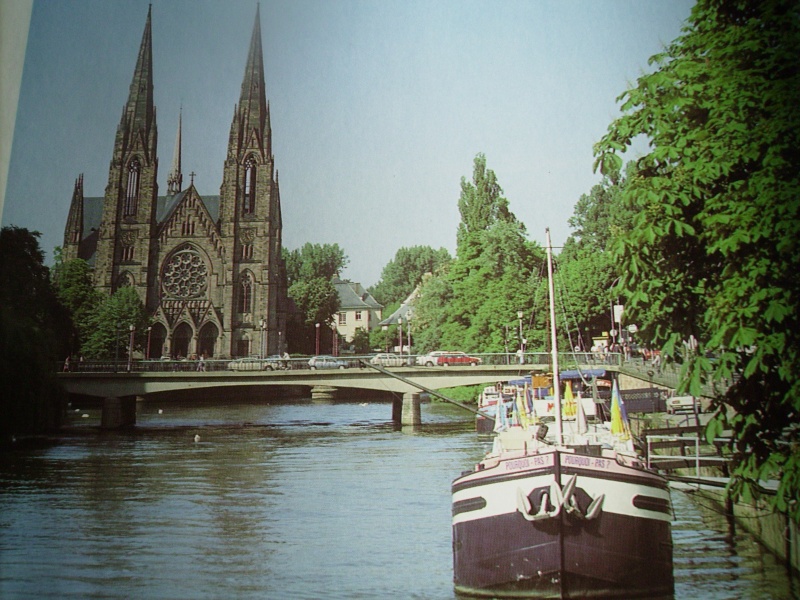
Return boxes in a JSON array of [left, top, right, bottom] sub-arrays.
[[124, 4, 155, 143], [63, 174, 84, 258], [167, 108, 183, 195], [234, 4, 270, 156]]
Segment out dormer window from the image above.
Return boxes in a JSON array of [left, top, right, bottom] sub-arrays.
[[243, 157, 256, 215], [124, 158, 141, 216]]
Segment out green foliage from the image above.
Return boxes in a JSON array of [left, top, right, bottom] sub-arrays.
[[349, 328, 372, 354], [434, 385, 483, 404], [287, 278, 340, 328], [282, 243, 348, 353], [81, 287, 150, 360], [412, 156, 545, 354], [594, 0, 800, 521], [51, 256, 101, 355], [368, 245, 451, 307], [284, 242, 348, 285], [0, 226, 67, 435], [368, 325, 392, 353]]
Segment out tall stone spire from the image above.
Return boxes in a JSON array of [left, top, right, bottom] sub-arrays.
[[232, 4, 270, 157], [62, 174, 84, 260], [113, 4, 156, 160], [167, 109, 182, 195], [94, 6, 159, 297]]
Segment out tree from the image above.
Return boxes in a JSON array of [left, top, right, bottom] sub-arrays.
[[283, 243, 348, 353], [0, 226, 67, 435], [457, 153, 519, 246], [51, 255, 101, 356], [369, 245, 451, 307], [412, 155, 545, 353], [594, 0, 800, 520], [81, 287, 150, 360], [557, 175, 636, 348]]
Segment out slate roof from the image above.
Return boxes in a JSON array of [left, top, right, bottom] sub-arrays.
[[77, 193, 221, 264], [378, 286, 420, 326], [334, 278, 383, 311]]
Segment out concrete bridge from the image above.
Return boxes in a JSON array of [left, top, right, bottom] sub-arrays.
[[59, 363, 559, 428], [58, 354, 681, 429]]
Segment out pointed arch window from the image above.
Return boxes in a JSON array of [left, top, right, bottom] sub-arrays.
[[125, 158, 141, 216], [239, 271, 254, 314], [243, 157, 257, 215]]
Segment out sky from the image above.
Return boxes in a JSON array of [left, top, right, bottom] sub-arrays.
[[3, 0, 695, 287]]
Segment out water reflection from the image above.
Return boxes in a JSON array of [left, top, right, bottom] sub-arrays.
[[0, 398, 798, 599]]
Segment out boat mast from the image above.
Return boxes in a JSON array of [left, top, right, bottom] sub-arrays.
[[545, 228, 563, 445]]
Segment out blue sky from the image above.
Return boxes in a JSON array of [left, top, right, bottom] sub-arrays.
[[3, 0, 694, 286]]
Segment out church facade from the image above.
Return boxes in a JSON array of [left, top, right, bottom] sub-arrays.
[[62, 7, 291, 360]]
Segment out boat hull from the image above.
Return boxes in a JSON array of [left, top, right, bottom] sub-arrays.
[[452, 449, 673, 598]]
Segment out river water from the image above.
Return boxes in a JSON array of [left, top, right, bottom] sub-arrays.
[[1, 395, 798, 599]]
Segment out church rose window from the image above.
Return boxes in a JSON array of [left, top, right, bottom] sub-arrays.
[[161, 248, 208, 299]]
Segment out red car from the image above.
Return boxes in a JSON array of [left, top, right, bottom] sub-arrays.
[[435, 352, 482, 367]]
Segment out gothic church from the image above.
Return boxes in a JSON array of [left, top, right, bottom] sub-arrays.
[[62, 6, 291, 360]]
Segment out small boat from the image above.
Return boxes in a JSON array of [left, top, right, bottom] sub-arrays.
[[452, 229, 674, 598]]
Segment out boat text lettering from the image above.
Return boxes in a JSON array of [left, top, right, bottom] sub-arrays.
[[563, 455, 612, 469], [504, 456, 549, 471]]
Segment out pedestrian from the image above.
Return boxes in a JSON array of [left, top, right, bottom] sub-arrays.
[[63, 356, 70, 372], [197, 355, 206, 372]]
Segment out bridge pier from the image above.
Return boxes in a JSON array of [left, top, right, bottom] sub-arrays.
[[400, 392, 421, 427], [101, 396, 137, 429]]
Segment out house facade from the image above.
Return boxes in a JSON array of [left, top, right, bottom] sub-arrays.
[[333, 279, 383, 343], [62, 7, 291, 359]]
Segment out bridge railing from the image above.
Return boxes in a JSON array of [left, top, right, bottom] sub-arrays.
[[57, 351, 622, 374]]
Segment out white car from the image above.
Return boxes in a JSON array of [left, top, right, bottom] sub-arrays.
[[370, 353, 405, 367], [228, 357, 282, 371], [417, 350, 448, 367]]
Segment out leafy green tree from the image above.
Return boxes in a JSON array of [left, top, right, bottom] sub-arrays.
[[51, 255, 101, 355], [0, 226, 67, 435], [557, 176, 636, 347], [410, 271, 453, 352], [349, 328, 372, 354], [283, 243, 348, 353], [81, 287, 150, 360], [369, 245, 451, 307], [411, 155, 545, 354], [457, 153, 519, 245], [285, 242, 347, 283], [595, 0, 800, 520]]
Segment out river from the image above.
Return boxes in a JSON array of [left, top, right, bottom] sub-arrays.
[[1, 395, 798, 599]]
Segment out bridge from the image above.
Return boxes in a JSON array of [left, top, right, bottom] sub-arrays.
[[58, 352, 689, 429]]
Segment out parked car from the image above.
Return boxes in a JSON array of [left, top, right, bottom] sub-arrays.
[[370, 353, 405, 367], [308, 355, 348, 370], [417, 350, 449, 367], [666, 394, 700, 414], [228, 356, 282, 371], [435, 351, 482, 367]]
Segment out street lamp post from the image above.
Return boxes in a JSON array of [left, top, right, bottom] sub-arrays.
[[260, 319, 267, 359], [608, 276, 621, 345], [127, 324, 135, 372], [517, 310, 524, 363], [398, 317, 404, 354], [315, 323, 320, 355], [146, 326, 152, 360]]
